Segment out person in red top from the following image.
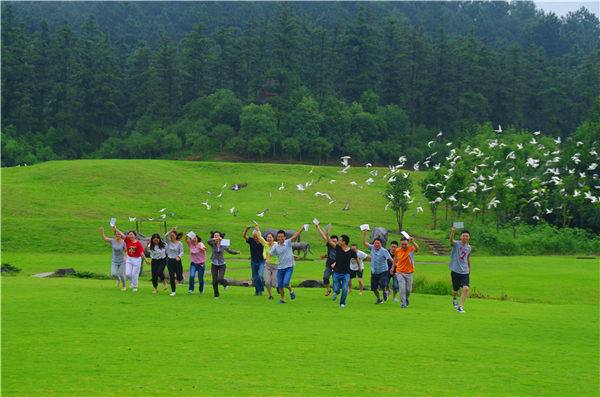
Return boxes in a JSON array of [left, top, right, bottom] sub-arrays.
[[114, 225, 149, 292], [392, 236, 419, 308]]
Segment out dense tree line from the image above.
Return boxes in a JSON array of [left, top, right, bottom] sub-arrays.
[[2, 1, 599, 167]]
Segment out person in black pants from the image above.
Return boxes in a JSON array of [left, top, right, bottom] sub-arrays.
[[145, 233, 168, 293], [165, 227, 185, 296]]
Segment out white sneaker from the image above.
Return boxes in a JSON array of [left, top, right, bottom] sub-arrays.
[[132, 288, 137, 292], [181, 277, 187, 284], [392, 298, 399, 302], [332, 292, 337, 301], [457, 306, 466, 313], [453, 298, 458, 308], [214, 296, 219, 299], [224, 285, 228, 291], [170, 292, 176, 296], [200, 290, 204, 294], [188, 290, 193, 294], [340, 304, 346, 308]]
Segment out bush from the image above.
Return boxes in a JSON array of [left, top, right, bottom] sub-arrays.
[[412, 273, 452, 295], [73, 271, 112, 280], [1, 263, 21, 276]]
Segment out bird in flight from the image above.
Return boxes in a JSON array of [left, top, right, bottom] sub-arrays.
[[342, 201, 350, 211]]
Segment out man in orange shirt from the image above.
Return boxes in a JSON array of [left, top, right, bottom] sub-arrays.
[[392, 237, 419, 308]]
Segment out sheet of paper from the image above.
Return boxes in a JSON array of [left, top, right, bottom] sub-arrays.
[[360, 224, 370, 231], [313, 218, 319, 225], [323, 223, 332, 232], [221, 239, 231, 246], [186, 232, 196, 239], [303, 224, 309, 231], [453, 222, 464, 229], [401, 231, 410, 239], [110, 217, 117, 227]]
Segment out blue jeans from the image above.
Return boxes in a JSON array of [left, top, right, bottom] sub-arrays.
[[189, 262, 205, 292], [277, 267, 294, 289], [333, 272, 350, 305], [251, 259, 265, 293]]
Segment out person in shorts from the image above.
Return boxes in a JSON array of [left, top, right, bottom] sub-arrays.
[[349, 244, 368, 295], [362, 229, 391, 304], [449, 227, 471, 313]]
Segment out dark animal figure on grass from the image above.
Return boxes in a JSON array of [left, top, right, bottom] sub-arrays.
[[292, 242, 314, 260], [369, 227, 389, 248]]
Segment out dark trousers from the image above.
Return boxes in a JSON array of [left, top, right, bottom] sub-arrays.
[[211, 263, 227, 297], [167, 258, 183, 292], [151, 258, 167, 288]]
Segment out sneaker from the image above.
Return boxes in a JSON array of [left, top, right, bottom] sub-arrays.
[[332, 292, 337, 301], [392, 298, 399, 302], [200, 290, 204, 294], [453, 298, 458, 308], [170, 292, 176, 296], [258, 292, 263, 296], [457, 306, 466, 313], [224, 285, 228, 291], [254, 292, 259, 296], [290, 291, 296, 300], [188, 290, 194, 294], [325, 290, 331, 296], [181, 277, 187, 284], [340, 304, 346, 308], [376, 299, 383, 304], [278, 300, 286, 304], [406, 298, 410, 306], [401, 304, 406, 308], [268, 296, 274, 300], [132, 288, 138, 292], [214, 296, 219, 299], [383, 292, 389, 301]]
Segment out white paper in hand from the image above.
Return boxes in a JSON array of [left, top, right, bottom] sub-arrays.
[[313, 218, 319, 225], [401, 231, 410, 240], [110, 217, 117, 227], [221, 239, 231, 246], [453, 221, 464, 229], [253, 220, 258, 225], [323, 223, 332, 232], [360, 224, 370, 231], [186, 232, 196, 239], [303, 224, 309, 231]]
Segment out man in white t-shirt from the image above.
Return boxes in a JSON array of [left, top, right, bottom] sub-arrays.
[[349, 243, 369, 295]]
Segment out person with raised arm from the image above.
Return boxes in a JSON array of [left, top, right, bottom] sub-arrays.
[[185, 232, 207, 294], [449, 227, 471, 313], [314, 223, 338, 297], [392, 237, 420, 308], [100, 226, 127, 291], [206, 231, 241, 299], [267, 226, 305, 303], [243, 225, 265, 296], [113, 225, 149, 292], [325, 228, 357, 308], [362, 229, 392, 304]]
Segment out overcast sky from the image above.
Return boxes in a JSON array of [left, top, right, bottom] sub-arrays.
[[534, 1, 598, 17]]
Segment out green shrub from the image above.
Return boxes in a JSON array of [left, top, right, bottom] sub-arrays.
[[412, 273, 452, 295], [73, 271, 112, 280], [1, 263, 21, 276]]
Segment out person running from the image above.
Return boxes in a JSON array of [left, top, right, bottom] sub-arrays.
[[243, 225, 265, 296], [113, 225, 149, 292], [386, 241, 400, 301], [267, 227, 304, 304], [449, 227, 471, 313], [165, 227, 185, 297], [349, 244, 368, 295], [146, 233, 168, 293], [206, 231, 241, 299], [185, 232, 207, 294], [100, 226, 127, 291], [257, 226, 299, 300], [314, 224, 337, 297], [392, 237, 419, 308], [362, 229, 392, 304], [324, 229, 357, 308]]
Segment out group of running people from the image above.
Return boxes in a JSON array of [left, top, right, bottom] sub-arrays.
[[100, 223, 472, 312]]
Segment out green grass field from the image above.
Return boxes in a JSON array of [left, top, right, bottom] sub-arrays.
[[2, 160, 599, 396]]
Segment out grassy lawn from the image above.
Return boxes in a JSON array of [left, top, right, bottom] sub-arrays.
[[2, 160, 599, 396]]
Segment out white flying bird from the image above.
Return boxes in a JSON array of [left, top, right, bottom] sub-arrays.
[[159, 208, 167, 212], [297, 184, 305, 191]]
